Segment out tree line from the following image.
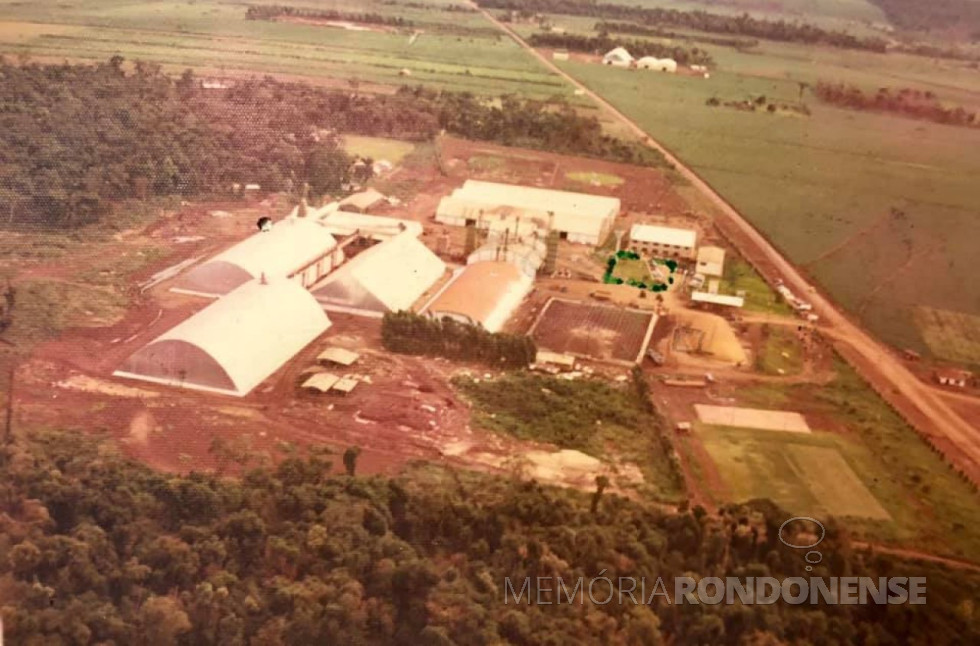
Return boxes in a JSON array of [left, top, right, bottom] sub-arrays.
[[595, 20, 759, 50], [2, 427, 979, 644], [814, 81, 978, 127], [0, 59, 663, 231], [481, 0, 890, 52], [382, 0, 476, 12], [381, 310, 537, 368], [529, 32, 714, 66], [245, 4, 414, 27]]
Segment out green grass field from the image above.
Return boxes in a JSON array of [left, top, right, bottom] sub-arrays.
[[556, 46, 980, 355], [611, 257, 653, 283], [914, 306, 980, 367], [0, 0, 572, 99], [756, 325, 804, 375], [720, 258, 794, 316], [722, 359, 980, 557], [565, 170, 624, 186], [343, 135, 415, 163], [699, 424, 890, 520]]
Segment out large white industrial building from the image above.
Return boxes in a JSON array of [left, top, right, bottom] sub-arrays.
[[115, 279, 330, 396], [436, 180, 620, 246], [173, 218, 342, 297], [313, 232, 446, 316]]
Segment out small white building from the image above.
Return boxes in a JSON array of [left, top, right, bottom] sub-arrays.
[[552, 49, 569, 61], [691, 291, 744, 308], [602, 47, 633, 67], [636, 57, 677, 73], [936, 369, 972, 388], [696, 246, 726, 277], [628, 224, 697, 259]]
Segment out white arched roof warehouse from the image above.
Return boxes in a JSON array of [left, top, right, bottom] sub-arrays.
[[174, 218, 340, 297], [115, 279, 331, 396]]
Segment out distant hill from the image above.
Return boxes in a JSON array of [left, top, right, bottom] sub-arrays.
[[868, 0, 980, 38]]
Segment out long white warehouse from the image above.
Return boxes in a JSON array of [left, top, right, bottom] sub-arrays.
[[116, 279, 330, 397], [436, 180, 620, 246], [173, 218, 342, 297]]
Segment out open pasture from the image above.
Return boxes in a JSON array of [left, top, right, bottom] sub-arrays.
[[0, 0, 569, 99], [555, 47, 980, 354], [698, 424, 891, 520]]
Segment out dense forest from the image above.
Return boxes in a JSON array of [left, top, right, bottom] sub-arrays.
[[595, 21, 759, 50], [1, 428, 978, 644], [868, 0, 980, 37], [245, 5, 414, 27], [529, 32, 715, 66], [484, 0, 889, 52], [814, 82, 978, 127], [0, 59, 662, 230], [382, 311, 537, 368]]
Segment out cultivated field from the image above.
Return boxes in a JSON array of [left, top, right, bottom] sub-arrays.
[[698, 425, 891, 520], [914, 306, 980, 367], [530, 298, 656, 363], [553, 41, 980, 357], [0, 0, 571, 99]]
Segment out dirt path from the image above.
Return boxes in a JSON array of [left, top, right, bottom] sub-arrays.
[[852, 542, 980, 573], [475, 5, 980, 485]]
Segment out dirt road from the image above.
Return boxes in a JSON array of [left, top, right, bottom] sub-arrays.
[[476, 6, 980, 484]]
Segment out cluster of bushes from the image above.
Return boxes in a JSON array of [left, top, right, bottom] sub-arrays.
[[0, 59, 665, 230], [529, 32, 714, 66], [595, 21, 759, 50], [245, 5, 414, 27], [479, 0, 889, 52], [381, 310, 536, 368], [814, 82, 977, 126], [706, 94, 811, 116]]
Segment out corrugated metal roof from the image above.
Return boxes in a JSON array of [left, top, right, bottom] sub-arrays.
[[175, 219, 339, 296], [424, 261, 532, 332], [313, 232, 445, 313], [691, 291, 744, 308], [302, 372, 340, 392], [629, 224, 697, 248], [117, 279, 331, 396], [318, 347, 360, 366], [457, 180, 619, 219]]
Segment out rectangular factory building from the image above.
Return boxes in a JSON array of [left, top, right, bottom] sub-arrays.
[[436, 180, 620, 246], [628, 224, 697, 259]]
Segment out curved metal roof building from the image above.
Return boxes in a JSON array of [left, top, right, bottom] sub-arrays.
[[174, 218, 341, 297], [115, 279, 331, 396]]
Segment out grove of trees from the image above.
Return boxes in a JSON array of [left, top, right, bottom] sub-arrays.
[[814, 81, 978, 127], [382, 310, 537, 368], [246, 4, 415, 27], [0, 59, 663, 231], [1, 428, 978, 644]]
